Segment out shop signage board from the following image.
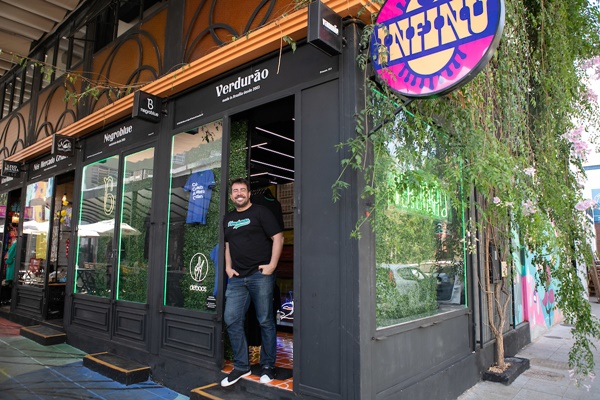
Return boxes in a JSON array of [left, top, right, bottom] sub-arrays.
[[174, 44, 339, 129], [132, 91, 162, 123], [1, 160, 21, 178], [28, 152, 75, 182], [84, 119, 158, 163], [370, 0, 505, 98], [0, 174, 23, 190], [307, 0, 343, 56], [51, 134, 75, 157]]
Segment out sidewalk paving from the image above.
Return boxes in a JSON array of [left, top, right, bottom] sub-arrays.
[[458, 299, 600, 400], [0, 317, 189, 400], [3, 299, 600, 400]]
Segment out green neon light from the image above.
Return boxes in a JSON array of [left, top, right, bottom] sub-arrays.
[[163, 136, 176, 307], [393, 184, 450, 220]]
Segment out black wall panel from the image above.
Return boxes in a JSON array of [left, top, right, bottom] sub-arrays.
[[14, 287, 43, 316], [113, 304, 147, 343], [373, 313, 471, 399], [297, 79, 342, 398], [71, 297, 111, 333], [162, 313, 215, 358]]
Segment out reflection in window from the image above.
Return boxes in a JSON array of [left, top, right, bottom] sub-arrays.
[[94, 0, 164, 51], [19, 179, 53, 287], [42, 44, 56, 89], [56, 36, 70, 80], [74, 156, 119, 297], [165, 121, 222, 312], [12, 73, 22, 111], [4, 81, 13, 116], [71, 26, 86, 68], [117, 148, 154, 303], [375, 138, 465, 328], [49, 185, 73, 284]]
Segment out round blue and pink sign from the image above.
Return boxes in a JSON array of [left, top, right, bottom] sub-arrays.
[[371, 0, 505, 98]]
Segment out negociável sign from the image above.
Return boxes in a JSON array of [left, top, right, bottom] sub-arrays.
[[371, 0, 505, 98]]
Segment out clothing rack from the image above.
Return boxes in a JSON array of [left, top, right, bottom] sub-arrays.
[[251, 187, 275, 199]]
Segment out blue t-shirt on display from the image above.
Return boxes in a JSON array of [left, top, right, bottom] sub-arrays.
[[184, 170, 215, 224]]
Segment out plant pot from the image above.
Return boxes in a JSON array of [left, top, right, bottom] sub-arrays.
[[482, 357, 530, 385]]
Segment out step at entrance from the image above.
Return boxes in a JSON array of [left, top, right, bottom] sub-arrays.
[[191, 367, 295, 400], [190, 382, 289, 400], [20, 325, 66, 346], [83, 352, 150, 386]]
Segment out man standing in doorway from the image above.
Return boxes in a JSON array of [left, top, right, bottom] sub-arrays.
[[221, 178, 284, 387]]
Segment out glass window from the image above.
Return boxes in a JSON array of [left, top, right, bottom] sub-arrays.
[[41, 43, 57, 89], [12, 73, 22, 111], [74, 155, 119, 297], [24, 66, 33, 104], [165, 121, 222, 311], [0, 192, 6, 228], [0, 192, 8, 282], [4, 80, 13, 115], [117, 147, 154, 303], [49, 185, 73, 284], [71, 26, 86, 68], [375, 136, 465, 328], [19, 179, 53, 287], [56, 36, 70, 80]]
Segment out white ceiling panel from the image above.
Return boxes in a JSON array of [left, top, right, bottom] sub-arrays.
[[0, 0, 83, 78], [2, 0, 71, 22]]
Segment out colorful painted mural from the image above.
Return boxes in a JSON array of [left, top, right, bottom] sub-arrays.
[[513, 248, 562, 340]]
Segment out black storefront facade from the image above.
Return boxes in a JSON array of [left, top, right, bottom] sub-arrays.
[[62, 41, 372, 398], [0, 2, 532, 399], [2, 152, 76, 324]]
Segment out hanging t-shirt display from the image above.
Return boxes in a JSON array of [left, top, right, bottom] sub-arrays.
[[184, 170, 215, 224]]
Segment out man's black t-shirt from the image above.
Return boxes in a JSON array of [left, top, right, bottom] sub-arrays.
[[223, 203, 282, 277]]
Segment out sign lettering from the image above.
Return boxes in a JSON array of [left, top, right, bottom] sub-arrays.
[[371, 0, 504, 97]]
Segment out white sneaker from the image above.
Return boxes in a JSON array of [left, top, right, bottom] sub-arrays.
[[221, 369, 251, 387], [259, 367, 276, 383]]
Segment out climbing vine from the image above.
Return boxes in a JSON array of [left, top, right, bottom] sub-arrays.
[[334, 0, 600, 382]]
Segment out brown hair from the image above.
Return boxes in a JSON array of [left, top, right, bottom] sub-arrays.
[[230, 177, 250, 192]]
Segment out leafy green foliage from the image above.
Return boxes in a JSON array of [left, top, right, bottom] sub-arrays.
[[376, 265, 438, 326], [337, 0, 600, 382]]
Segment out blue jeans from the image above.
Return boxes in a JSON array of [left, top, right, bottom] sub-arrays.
[[224, 272, 276, 371]]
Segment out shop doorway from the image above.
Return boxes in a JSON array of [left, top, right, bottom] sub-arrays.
[[14, 170, 75, 324], [226, 96, 295, 388], [44, 171, 75, 322], [0, 189, 22, 308]]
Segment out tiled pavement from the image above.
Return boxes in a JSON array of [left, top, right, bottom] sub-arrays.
[[458, 299, 600, 400], [0, 317, 188, 400], [221, 331, 294, 391], [5, 299, 600, 400]]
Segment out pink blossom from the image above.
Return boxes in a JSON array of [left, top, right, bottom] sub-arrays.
[[583, 56, 600, 80], [493, 197, 501, 204], [563, 126, 583, 143], [563, 127, 591, 160], [522, 199, 537, 216], [575, 199, 597, 211], [585, 88, 598, 103], [524, 167, 536, 176]]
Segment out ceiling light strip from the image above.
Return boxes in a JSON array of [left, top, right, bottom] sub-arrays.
[[255, 127, 295, 142], [257, 146, 295, 159], [267, 172, 294, 182], [250, 159, 294, 173]]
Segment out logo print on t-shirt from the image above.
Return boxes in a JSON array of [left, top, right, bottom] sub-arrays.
[[228, 218, 250, 229]]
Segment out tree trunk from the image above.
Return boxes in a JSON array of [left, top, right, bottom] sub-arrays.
[[496, 333, 506, 369]]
